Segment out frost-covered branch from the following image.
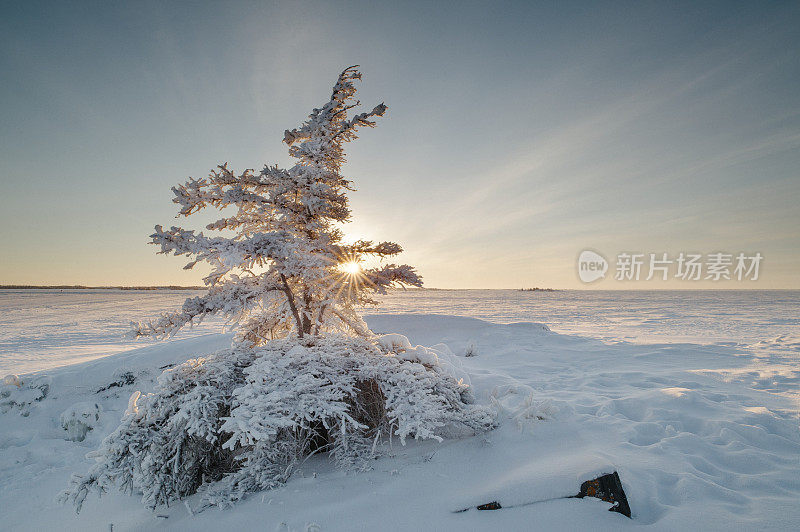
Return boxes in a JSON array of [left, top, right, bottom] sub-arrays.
[[364, 264, 423, 294], [132, 276, 282, 339], [344, 240, 404, 257]]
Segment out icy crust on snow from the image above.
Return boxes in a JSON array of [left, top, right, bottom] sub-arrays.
[[0, 315, 799, 531]]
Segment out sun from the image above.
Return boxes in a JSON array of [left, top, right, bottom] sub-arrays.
[[339, 261, 362, 275]]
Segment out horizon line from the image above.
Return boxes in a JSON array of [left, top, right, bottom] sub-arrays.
[[1, 285, 798, 292]]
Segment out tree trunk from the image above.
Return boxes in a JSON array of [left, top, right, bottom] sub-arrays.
[[280, 274, 304, 338], [301, 290, 313, 336]]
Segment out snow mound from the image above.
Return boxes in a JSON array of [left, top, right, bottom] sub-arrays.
[[60, 402, 102, 442], [377, 333, 470, 384], [368, 314, 551, 357], [490, 384, 558, 430], [376, 333, 413, 352]]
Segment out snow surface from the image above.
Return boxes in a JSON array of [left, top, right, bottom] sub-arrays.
[[4, 289, 799, 375], [1, 291, 799, 530], [0, 290, 222, 375]]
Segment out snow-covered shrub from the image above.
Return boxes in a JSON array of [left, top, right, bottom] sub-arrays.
[[60, 336, 493, 511], [3, 374, 22, 387], [96, 369, 138, 393], [59, 348, 256, 511], [60, 402, 103, 442], [464, 342, 478, 357], [1, 375, 51, 416]]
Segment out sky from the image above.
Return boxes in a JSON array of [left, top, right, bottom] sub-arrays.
[[1, 1, 798, 289]]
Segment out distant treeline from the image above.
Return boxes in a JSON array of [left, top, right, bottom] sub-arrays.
[[518, 287, 559, 292], [0, 285, 204, 290]]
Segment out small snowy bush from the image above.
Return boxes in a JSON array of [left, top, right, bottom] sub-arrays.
[[96, 369, 138, 393], [1, 374, 51, 416], [464, 342, 478, 357], [2, 374, 22, 387], [60, 67, 492, 512]]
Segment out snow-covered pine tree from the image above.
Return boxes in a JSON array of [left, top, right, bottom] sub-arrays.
[[133, 65, 420, 343], [59, 67, 494, 513]]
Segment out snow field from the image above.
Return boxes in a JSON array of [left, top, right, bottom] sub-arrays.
[[2, 314, 798, 530]]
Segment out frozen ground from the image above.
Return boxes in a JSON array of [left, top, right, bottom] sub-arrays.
[[2, 289, 799, 375], [1, 290, 799, 530], [0, 290, 222, 375]]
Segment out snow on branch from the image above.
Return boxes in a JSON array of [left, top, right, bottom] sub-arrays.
[[131, 275, 282, 339], [345, 240, 404, 257], [364, 264, 423, 294]]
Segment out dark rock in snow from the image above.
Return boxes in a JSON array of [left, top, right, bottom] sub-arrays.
[[457, 471, 631, 518], [575, 471, 631, 518]]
